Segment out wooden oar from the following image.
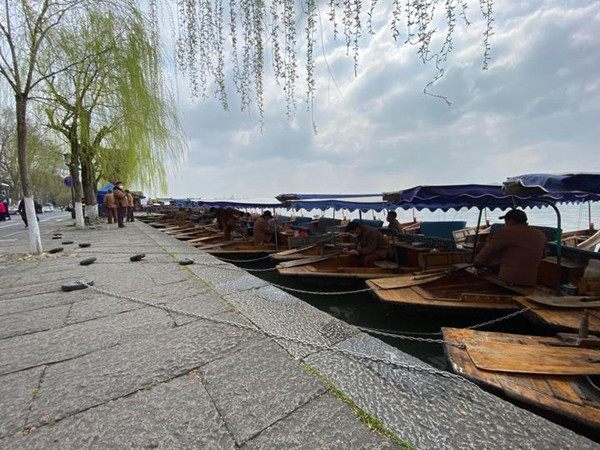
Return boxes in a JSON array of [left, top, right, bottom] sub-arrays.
[[275, 243, 318, 256], [277, 250, 345, 268], [195, 240, 236, 250], [412, 263, 474, 281]]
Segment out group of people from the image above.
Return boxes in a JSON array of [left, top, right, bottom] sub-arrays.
[[343, 208, 546, 287], [102, 182, 135, 228], [208, 205, 547, 287]]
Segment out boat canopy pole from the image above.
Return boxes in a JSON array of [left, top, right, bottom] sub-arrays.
[[589, 201, 593, 230], [538, 199, 562, 295], [471, 207, 484, 263]]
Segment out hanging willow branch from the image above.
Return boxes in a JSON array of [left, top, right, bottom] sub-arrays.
[[160, 0, 494, 122]]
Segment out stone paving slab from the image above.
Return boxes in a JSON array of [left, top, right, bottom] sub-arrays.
[[26, 314, 261, 428], [200, 338, 327, 445], [305, 333, 598, 450], [224, 286, 359, 358], [0, 307, 174, 376], [3, 219, 596, 449], [242, 392, 399, 449], [64, 294, 144, 325], [0, 367, 44, 438], [0, 304, 71, 339], [0, 290, 85, 317], [5, 374, 236, 449]]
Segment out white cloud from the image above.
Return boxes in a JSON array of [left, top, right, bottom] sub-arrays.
[[161, 0, 600, 200]]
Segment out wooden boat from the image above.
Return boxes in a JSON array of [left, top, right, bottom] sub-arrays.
[[366, 266, 522, 310], [277, 254, 402, 280], [512, 295, 600, 334], [442, 327, 600, 429], [270, 243, 346, 262], [201, 241, 280, 257]]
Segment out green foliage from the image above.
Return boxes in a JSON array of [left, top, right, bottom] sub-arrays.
[[157, 0, 494, 120], [42, 4, 186, 196], [0, 107, 69, 204]]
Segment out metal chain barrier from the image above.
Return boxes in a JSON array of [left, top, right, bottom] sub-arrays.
[[466, 307, 531, 329], [358, 306, 532, 343], [356, 327, 465, 348], [215, 254, 274, 263], [77, 281, 474, 385]]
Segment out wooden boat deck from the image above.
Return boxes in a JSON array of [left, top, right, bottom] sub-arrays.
[[366, 268, 521, 310], [443, 327, 600, 429], [270, 244, 341, 262], [204, 241, 279, 255], [513, 296, 600, 334], [277, 255, 400, 279]]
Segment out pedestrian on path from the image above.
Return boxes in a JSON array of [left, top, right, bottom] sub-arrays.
[[103, 189, 117, 224], [3, 201, 10, 220], [112, 182, 127, 228], [125, 190, 135, 222]]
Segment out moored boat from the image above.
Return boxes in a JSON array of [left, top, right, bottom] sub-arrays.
[[442, 327, 600, 430], [366, 266, 523, 310]]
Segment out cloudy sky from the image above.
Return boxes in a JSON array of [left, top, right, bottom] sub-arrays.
[[162, 0, 600, 200]]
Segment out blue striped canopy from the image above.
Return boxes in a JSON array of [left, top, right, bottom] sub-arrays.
[[384, 178, 600, 212], [504, 173, 600, 198], [285, 199, 388, 213], [276, 193, 380, 202]]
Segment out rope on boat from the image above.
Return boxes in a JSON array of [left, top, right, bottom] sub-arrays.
[[76, 281, 475, 385]]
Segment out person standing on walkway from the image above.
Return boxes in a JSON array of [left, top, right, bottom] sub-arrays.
[[103, 189, 117, 224], [112, 182, 127, 228], [125, 190, 135, 222]]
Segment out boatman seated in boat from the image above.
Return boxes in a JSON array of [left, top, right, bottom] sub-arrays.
[[474, 209, 546, 286], [343, 220, 390, 267], [386, 211, 404, 234], [254, 210, 276, 246]]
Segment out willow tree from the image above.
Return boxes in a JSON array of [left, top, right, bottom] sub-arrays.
[[0, 0, 126, 252], [43, 8, 185, 225], [155, 0, 494, 124]]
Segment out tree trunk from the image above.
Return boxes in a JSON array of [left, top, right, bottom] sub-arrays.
[[15, 93, 42, 254], [69, 122, 85, 229], [81, 155, 98, 221]]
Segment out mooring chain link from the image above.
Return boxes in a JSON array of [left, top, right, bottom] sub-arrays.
[[77, 281, 473, 384], [466, 307, 531, 329], [357, 306, 532, 343]]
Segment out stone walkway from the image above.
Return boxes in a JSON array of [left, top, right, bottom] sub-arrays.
[[0, 219, 597, 449]]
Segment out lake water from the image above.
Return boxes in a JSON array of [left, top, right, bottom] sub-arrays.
[[290, 202, 599, 232]]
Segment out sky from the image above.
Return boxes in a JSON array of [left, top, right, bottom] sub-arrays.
[[162, 0, 600, 200]]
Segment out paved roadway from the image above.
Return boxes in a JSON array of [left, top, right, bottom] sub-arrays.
[[0, 211, 71, 240]]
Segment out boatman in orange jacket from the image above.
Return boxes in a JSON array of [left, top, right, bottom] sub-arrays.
[[112, 182, 127, 228], [474, 209, 547, 286], [253, 211, 275, 246], [344, 220, 389, 267], [103, 189, 116, 224]]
